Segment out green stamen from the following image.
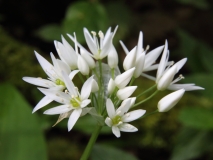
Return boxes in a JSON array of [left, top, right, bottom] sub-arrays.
[[70, 97, 81, 108], [55, 79, 65, 86]]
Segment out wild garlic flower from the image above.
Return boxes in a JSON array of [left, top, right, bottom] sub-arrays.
[[23, 26, 203, 137], [105, 99, 146, 137], [23, 51, 79, 112], [39, 72, 94, 131]]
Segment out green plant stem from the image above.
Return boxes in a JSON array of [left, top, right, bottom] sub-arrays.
[[141, 110, 158, 119], [136, 84, 157, 99], [80, 125, 102, 160], [129, 77, 135, 86], [78, 72, 85, 83], [133, 90, 159, 108]]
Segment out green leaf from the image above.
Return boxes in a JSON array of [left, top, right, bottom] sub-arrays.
[[178, 107, 213, 130], [171, 127, 213, 160], [0, 83, 47, 160], [36, 24, 62, 41], [62, 1, 109, 44], [91, 144, 138, 160]]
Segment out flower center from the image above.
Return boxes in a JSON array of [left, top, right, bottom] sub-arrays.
[[112, 115, 122, 125], [70, 97, 81, 108], [55, 79, 65, 86]]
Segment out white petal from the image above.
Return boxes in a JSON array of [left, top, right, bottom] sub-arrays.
[[136, 31, 143, 56], [81, 99, 91, 108], [158, 89, 185, 112], [38, 88, 70, 104], [174, 58, 187, 73], [123, 47, 137, 71], [117, 86, 137, 100], [115, 67, 135, 89], [168, 84, 204, 91], [68, 109, 82, 131], [32, 96, 53, 113], [81, 48, 95, 69], [105, 117, 113, 127], [91, 79, 99, 92], [22, 77, 55, 88], [121, 97, 136, 108], [112, 126, 120, 138], [44, 105, 71, 115], [141, 73, 156, 81], [56, 59, 71, 75], [156, 40, 168, 81], [157, 65, 177, 91], [78, 55, 90, 75], [119, 123, 138, 132], [107, 78, 115, 95], [83, 28, 98, 55], [134, 52, 145, 78], [81, 108, 92, 116], [69, 70, 79, 80], [144, 45, 164, 68], [61, 72, 77, 96], [122, 109, 146, 122], [80, 76, 93, 100], [100, 34, 113, 59], [116, 99, 131, 116], [108, 45, 118, 69], [119, 41, 129, 55], [106, 99, 116, 118]]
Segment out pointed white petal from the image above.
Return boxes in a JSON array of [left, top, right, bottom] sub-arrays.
[[157, 65, 177, 91], [119, 41, 129, 55], [112, 126, 120, 138], [81, 48, 95, 69], [136, 31, 143, 56], [122, 109, 146, 122], [22, 77, 55, 88], [106, 99, 116, 118], [121, 97, 136, 108], [81, 99, 91, 108], [69, 70, 79, 80], [38, 88, 70, 104], [158, 89, 185, 112], [115, 67, 135, 89], [134, 52, 145, 78], [168, 84, 204, 91], [68, 109, 82, 131], [105, 117, 113, 127], [61, 71, 77, 96], [91, 79, 99, 92], [174, 58, 187, 73], [156, 40, 168, 81], [32, 96, 53, 113], [123, 47, 137, 70], [145, 45, 164, 68], [78, 55, 90, 75], [141, 73, 156, 81], [119, 123, 138, 132], [83, 28, 98, 54], [44, 105, 71, 115], [100, 34, 113, 59], [56, 59, 71, 75], [80, 76, 93, 100], [108, 45, 118, 69], [116, 99, 131, 116], [117, 86, 137, 100], [108, 78, 116, 95]]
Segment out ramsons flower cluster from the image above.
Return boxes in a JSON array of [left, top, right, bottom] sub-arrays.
[[23, 26, 203, 138]]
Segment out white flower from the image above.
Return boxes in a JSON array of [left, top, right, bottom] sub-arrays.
[[54, 36, 78, 70], [142, 41, 204, 91], [158, 89, 185, 112], [121, 31, 164, 77], [116, 86, 137, 100], [105, 99, 146, 137], [22, 52, 79, 113], [114, 67, 135, 89], [38, 72, 94, 131]]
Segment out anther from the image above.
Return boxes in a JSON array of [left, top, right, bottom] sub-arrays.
[[98, 31, 104, 39], [91, 31, 96, 36]]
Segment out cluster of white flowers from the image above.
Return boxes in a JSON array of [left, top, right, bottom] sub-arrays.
[[23, 26, 203, 138]]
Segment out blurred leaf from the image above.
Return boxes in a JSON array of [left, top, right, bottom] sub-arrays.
[[175, 0, 210, 9], [36, 24, 62, 41], [0, 83, 47, 160], [91, 144, 138, 160], [62, 1, 109, 43], [171, 127, 213, 160], [178, 107, 213, 130], [183, 73, 213, 99], [177, 30, 213, 73]]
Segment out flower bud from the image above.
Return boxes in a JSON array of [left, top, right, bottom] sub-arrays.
[[123, 47, 137, 71], [158, 89, 185, 112], [91, 79, 99, 92], [77, 55, 90, 75], [115, 68, 135, 89], [81, 48, 95, 69], [108, 78, 116, 95], [117, 86, 137, 100], [108, 46, 118, 69]]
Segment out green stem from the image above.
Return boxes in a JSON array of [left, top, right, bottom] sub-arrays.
[[133, 90, 159, 108], [80, 125, 102, 160], [111, 68, 115, 79], [141, 110, 158, 119], [136, 84, 157, 99], [78, 73, 85, 83], [129, 77, 135, 86]]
